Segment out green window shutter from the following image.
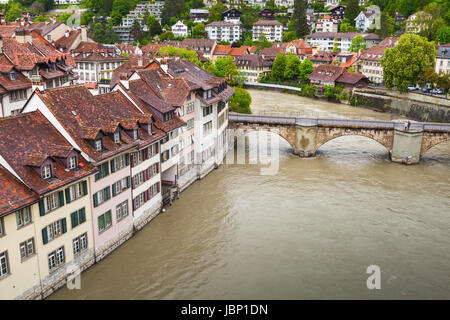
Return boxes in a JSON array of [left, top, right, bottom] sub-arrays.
[[98, 215, 104, 231], [95, 171, 101, 181], [93, 193, 98, 207], [112, 183, 117, 197], [110, 159, 116, 173], [125, 154, 130, 166], [65, 188, 72, 204], [79, 208, 86, 224], [71, 211, 79, 228], [82, 180, 88, 196], [103, 162, 110, 177], [39, 199, 45, 216], [126, 176, 131, 188], [105, 210, 112, 226], [62, 218, 67, 234], [42, 227, 48, 245], [104, 187, 111, 201], [58, 191, 65, 207]]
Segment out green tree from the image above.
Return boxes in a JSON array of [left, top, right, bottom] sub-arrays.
[[349, 35, 367, 53], [339, 22, 356, 33], [192, 23, 205, 38], [92, 21, 119, 44], [243, 34, 253, 46], [379, 12, 395, 38], [146, 14, 156, 29], [299, 58, 314, 84], [161, 0, 185, 26], [331, 39, 340, 52], [284, 54, 301, 80], [435, 26, 450, 44], [213, 56, 238, 83], [381, 34, 437, 92], [159, 31, 174, 41], [33, 15, 50, 22], [110, 0, 132, 25], [346, 0, 360, 26], [311, 1, 325, 13], [229, 87, 252, 114], [254, 34, 272, 53], [5, 3, 22, 22], [282, 31, 297, 42], [271, 53, 287, 81], [293, 0, 309, 38], [150, 20, 163, 36], [208, 2, 227, 23], [158, 46, 201, 66]]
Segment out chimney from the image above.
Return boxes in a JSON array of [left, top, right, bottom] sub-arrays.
[[0, 36, 3, 54], [81, 25, 87, 42], [65, 30, 69, 38], [137, 58, 143, 67]]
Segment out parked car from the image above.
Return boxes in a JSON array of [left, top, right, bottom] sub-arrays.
[[430, 88, 443, 94], [407, 86, 417, 91], [422, 87, 430, 93]]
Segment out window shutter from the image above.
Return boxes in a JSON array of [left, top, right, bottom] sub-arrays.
[[157, 182, 160, 193], [104, 187, 111, 201], [125, 153, 130, 166], [82, 180, 88, 195], [130, 154, 134, 167], [65, 188, 72, 204], [156, 163, 160, 174], [71, 211, 78, 228], [110, 158, 116, 173], [79, 208, 86, 224], [147, 147, 151, 159], [131, 177, 135, 189], [156, 143, 159, 153], [58, 191, 65, 207], [144, 190, 148, 202], [62, 218, 67, 234], [93, 193, 98, 207], [42, 228, 48, 245], [127, 176, 131, 188], [132, 198, 136, 211], [103, 162, 110, 177], [112, 183, 117, 197], [39, 199, 45, 216]]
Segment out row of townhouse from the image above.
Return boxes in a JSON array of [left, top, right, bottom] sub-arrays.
[[0, 28, 74, 118], [305, 32, 381, 52], [0, 57, 234, 299]]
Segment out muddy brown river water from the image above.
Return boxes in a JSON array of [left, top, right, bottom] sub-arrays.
[[51, 90, 450, 299]]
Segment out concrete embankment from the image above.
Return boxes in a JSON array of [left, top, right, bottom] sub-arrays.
[[351, 88, 450, 123]]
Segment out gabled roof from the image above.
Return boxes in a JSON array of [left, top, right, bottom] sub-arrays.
[[0, 111, 96, 195], [308, 64, 347, 82], [54, 29, 80, 51], [71, 41, 127, 62], [109, 55, 156, 88], [36, 85, 160, 162]]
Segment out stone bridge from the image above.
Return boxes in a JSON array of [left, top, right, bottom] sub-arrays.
[[228, 113, 450, 164]]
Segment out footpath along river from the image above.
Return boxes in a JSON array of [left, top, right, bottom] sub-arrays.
[[51, 89, 450, 299]]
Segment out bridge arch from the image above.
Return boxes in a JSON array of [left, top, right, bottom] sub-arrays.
[[420, 133, 450, 156], [314, 128, 394, 154], [230, 125, 297, 151]]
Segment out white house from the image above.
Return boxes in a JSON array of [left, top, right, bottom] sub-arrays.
[[355, 10, 380, 32], [171, 21, 189, 38], [252, 20, 284, 42], [205, 21, 242, 43]]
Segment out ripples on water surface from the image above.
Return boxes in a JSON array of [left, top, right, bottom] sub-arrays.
[[51, 90, 450, 300]]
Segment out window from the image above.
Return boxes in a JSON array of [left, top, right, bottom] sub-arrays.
[[203, 105, 213, 117], [132, 171, 145, 188], [131, 150, 145, 167], [9, 71, 16, 81], [73, 233, 88, 256], [178, 106, 184, 117], [93, 187, 111, 207], [203, 121, 212, 136], [48, 247, 65, 272], [0, 218, 3, 236], [42, 191, 64, 214], [187, 118, 194, 129], [134, 192, 145, 210], [161, 150, 170, 162], [171, 145, 179, 157], [95, 139, 102, 151], [19, 238, 35, 261], [111, 154, 129, 173], [95, 162, 110, 181], [116, 200, 129, 221], [114, 132, 120, 143], [16, 207, 32, 228], [133, 129, 138, 140], [186, 102, 194, 113], [71, 208, 86, 229], [42, 165, 52, 179], [98, 210, 112, 233], [68, 156, 77, 169], [112, 177, 130, 196], [66, 181, 86, 203], [0, 251, 9, 278], [149, 143, 158, 157], [42, 218, 67, 244]]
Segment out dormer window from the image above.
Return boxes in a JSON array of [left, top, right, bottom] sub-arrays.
[[95, 139, 102, 151], [42, 165, 52, 179], [9, 71, 16, 81], [133, 129, 138, 140], [114, 132, 121, 143], [68, 156, 77, 169], [147, 123, 152, 134]]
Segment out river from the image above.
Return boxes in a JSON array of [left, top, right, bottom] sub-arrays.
[[51, 90, 450, 300]]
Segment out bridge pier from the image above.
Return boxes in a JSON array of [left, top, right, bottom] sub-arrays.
[[293, 126, 318, 158], [390, 130, 423, 165]]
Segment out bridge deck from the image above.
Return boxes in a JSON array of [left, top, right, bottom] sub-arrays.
[[229, 113, 450, 132]]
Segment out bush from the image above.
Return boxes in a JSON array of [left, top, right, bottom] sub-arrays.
[[230, 87, 252, 114]]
